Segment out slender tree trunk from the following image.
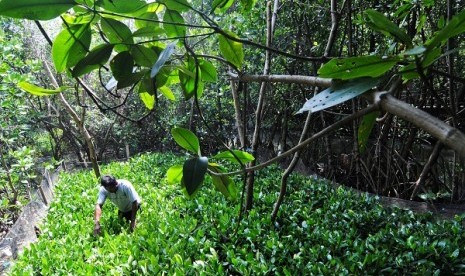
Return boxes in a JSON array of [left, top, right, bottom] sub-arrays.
[[324, 0, 339, 57], [245, 1, 277, 211], [231, 80, 246, 149], [43, 61, 101, 178]]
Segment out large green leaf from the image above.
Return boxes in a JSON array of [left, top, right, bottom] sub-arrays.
[[171, 127, 200, 155], [182, 157, 208, 197], [96, 0, 146, 14], [132, 26, 165, 38], [212, 150, 254, 165], [318, 56, 399, 80], [138, 73, 156, 109], [166, 165, 183, 185], [158, 0, 190, 12], [52, 24, 91, 72], [134, 9, 163, 29], [100, 17, 133, 52], [208, 163, 237, 200], [297, 77, 380, 114], [358, 111, 380, 154], [199, 59, 218, 82], [219, 31, 244, 69], [426, 9, 465, 49], [364, 9, 412, 48], [0, 0, 76, 20], [130, 45, 157, 67], [114, 71, 145, 90], [179, 69, 204, 100], [110, 51, 134, 81], [71, 44, 114, 77], [18, 81, 64, 96], [163, 9, 186, 38]]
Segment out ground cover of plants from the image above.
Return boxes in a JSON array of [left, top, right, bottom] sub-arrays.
[[7, 152, 465, 275]]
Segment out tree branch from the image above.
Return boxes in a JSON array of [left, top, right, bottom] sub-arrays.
[[379, 93, 465, 158], [228, 73, 333, 87]]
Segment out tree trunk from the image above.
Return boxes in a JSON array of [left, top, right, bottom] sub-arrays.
[[245, 1, 277, 212], [43, 61, 101, 178]]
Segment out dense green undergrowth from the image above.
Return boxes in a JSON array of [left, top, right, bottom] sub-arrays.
[[8, 152, 465, 275]]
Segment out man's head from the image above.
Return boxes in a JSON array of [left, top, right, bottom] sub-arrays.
[[101, 175, 118, 193]]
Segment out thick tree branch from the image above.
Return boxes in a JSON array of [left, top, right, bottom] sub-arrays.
[[228, 73, 333, 87]]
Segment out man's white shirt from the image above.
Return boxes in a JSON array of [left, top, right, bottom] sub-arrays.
[[97, 180, 141, 212]]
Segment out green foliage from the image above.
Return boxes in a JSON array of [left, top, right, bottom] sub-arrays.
[[426, 9, 465, 50], [168, 128, 250, 199], [158, 0, 191, 12], [0, 0, 76, 20], [8, 153, 465, 274], [208, 163, 237, 200], [212, 0, 256, 14], [71, 44, 114, 77], [212, 0, 235, 14], [6, 0, 245, 109], [179, 58, 202, 100], [307, 5, 465, 115], [0, 18, 48, 216], [163, 9, 186, 38], [198, 59, 218, 82], [31, 132, 55, 156], [52, 23, 91, 73]]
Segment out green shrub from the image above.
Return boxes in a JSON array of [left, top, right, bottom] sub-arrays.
[[8, 152, 465, 275]]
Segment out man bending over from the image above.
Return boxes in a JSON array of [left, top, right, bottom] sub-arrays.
[[94, 175, 141, 235]]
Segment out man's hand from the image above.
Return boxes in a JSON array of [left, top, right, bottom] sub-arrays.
[[94, 204, 103, 236], [93, 222, 101, 236]]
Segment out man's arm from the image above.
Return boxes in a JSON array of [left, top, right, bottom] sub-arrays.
[[130, 200, 138, 232], [94, 204, 103, 235]]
